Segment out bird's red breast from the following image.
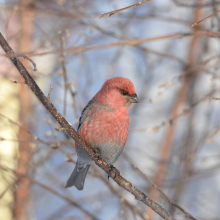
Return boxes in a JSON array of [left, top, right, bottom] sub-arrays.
[[79, 104, 129, 148]]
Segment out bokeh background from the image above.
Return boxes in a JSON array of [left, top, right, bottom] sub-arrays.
[[1, 0, 220, 219]]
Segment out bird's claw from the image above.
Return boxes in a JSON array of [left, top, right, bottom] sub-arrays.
[[94, 148, 101, 160], [108, 165, 120, 180]]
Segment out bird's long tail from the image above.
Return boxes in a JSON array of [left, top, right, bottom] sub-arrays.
[[65, 160, 90, 190]]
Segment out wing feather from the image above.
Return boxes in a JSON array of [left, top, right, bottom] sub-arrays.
[[77, 99, 95, 131]]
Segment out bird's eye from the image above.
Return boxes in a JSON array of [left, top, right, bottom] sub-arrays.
[[122, 91, 128, 95]]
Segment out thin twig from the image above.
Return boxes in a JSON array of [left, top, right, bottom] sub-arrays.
[[0, 113, 64, 151], [47, 84, 53, 100], [0, 165, 98, 220], [45, 119, 61, 149], [99, 0, 151, 18], [3, 31, 220, 58], [92, 165, 147, 220], [0, 32, 175, 220], [60, 33, 68, 117], [44, 119, 73, 163], [127, 159, 197, 220], [191, 9, 220, 27], [55, 127, 65, 131], [16, 54, 37, 71], [173, 0, 220, 8], [131, 89, 217, 133], [208, 96, 220, 100], [121, 199, 129, 220], [10, 80, 26, 84], [0, 178, 21, 199]]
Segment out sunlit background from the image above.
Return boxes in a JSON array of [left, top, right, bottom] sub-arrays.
[[1, 0, 220, 219]]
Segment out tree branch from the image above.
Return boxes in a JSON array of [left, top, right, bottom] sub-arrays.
[[191, 9, 220, 27], [0, 32, 175, 220], [99, 0, 151, 18], [208, 96, 220, 100]]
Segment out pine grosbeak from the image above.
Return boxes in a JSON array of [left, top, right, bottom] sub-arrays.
[[65, 77, 138, 190]]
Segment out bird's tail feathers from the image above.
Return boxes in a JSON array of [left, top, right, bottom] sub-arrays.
[[65, 160, 90, 190]]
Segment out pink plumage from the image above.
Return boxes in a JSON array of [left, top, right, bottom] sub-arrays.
[[65, 77, 138, 190]]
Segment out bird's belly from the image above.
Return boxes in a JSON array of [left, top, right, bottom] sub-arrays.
[[76, 142, 122, 165], [95, 142, 123, 165]]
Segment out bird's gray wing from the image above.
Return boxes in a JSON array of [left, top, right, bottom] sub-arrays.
[[77, 99, 95, 132]]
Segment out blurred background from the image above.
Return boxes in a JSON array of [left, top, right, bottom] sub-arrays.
[[1, 0, 220, 219]]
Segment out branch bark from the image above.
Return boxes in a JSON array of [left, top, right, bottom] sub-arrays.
[[0, 32, 175, 220]]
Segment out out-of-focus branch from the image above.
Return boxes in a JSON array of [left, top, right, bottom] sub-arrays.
[[31, 179, 97, 220], [16, 54, 37, 71], [173, 0, 220, 8], [0, 178, 21, 200], [127, 159, 197, 220], [1, 31, 219, 58], [92, 165, 147, 220], [99, 0, 151, 18], [60, 33, 67, 117], [0, 165, 98, 220], [47, 84, 53, 100], [131, 88, 217, 133], [191, 9, 220, 27], [148, 4, 204, 218], [208, 96, 220, 100], [0, 113, 68, 152], [169, 2, 204, 216], [148, 74, 190, 218], [0, 32, 175, 220]]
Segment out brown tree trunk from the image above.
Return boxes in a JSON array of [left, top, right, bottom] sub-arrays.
[[14, 1, 34, 219], [147, 1, 203, 219]]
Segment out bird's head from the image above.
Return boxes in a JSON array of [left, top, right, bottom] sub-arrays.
[[95, 77, 138, 108]]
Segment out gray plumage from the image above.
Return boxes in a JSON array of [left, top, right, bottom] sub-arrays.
[[65, 159, 90, 190]]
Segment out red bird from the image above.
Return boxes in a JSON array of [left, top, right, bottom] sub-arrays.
[[65, 77, 138, 190]]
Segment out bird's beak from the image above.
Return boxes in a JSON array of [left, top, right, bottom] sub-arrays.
[[129, 93, 139, 103]]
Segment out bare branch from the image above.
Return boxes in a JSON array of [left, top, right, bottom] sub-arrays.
[[191, 9, 220, 27], [55, 127, 65, 132], [127, 159, 197, 220], [99, 0, 151, 18], [10, 80, 26, 84], [47, 84, 53, 100], [0, 178, 21, 199], [92, 165, 147, 220], [7, 31, 220, 58], [208, 96, 220, 100], [16, 54, 37, 71], [173, 0, 220, 8], [60, 33, 67, 117], [0, 165, 98, 220]]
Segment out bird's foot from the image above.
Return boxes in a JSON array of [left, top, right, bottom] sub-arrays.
[[108, 165, 120, 180], [94, 148, 101, 160]]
